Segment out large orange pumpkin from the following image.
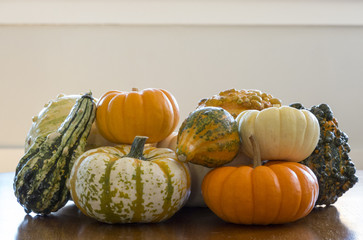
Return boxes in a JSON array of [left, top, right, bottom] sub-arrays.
[[201, 136, 319, 225], [96, 88, 180, 144]]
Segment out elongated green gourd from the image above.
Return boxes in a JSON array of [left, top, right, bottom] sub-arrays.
[[13, 92, 96, 215]]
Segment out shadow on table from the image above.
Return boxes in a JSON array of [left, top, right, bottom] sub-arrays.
[[15, 204, 354, 240]]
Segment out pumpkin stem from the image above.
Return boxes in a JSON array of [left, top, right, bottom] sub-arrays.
[[132, 88, 139, 92], [249, 135, 262, 168], [127, 136, 148, 160]]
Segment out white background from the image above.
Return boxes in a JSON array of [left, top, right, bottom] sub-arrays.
[[0, 0, 362, 171]]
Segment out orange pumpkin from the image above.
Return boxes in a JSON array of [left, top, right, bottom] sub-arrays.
[[201, 136, 319, 225], [96, 88, 180, 144]]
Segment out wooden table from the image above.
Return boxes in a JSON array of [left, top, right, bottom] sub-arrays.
[[1, 171, 362, 240]]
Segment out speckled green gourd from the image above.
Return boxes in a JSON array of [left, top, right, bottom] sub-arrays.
[[176, 107, 240, 168], [14, 93, 96, 214], [68, 136, 191, 224]]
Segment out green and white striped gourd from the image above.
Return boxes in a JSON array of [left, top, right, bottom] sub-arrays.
[[68, 136, 191, 224], [14, 92, 96, 215]]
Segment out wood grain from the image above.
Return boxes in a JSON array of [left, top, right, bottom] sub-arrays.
[[1, 171, 362, 240]]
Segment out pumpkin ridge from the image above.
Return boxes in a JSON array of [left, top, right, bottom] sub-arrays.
[[201, 168, 222, 218], [251, 166, 281, 224], [217, 167, 236, 221], [233, 167, 254, 224], [153, 160, 175, 222], [141, 92, 150, 139], [121, 92, 131, 142], [68, 154, 89, 216], [288, 107, 302, 160], [159, 93, 170, 137], [96, 92, 116, 142], [220, 167, 241, 223], [110, 93, 127, 143], [160, 89, 180, 132], [299, 111, 311, 159], [136, 93, 146, 138], [285, 163, 316, 221], [130, 159, 145, 222], [282, 107, 298, 159], [158, 91, 170, 137], [114, 145, 129, 156], [284, 164, 304, 222], [144, 89, 164, 142], [110, 93, 122, 142], [292, 110, 302, 160], [288, 165, 303, 221], [99, 157, 120, 223], [270, 164, 301, 224]]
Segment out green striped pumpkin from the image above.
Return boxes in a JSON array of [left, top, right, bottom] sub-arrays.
[[14, 92, 96, 215], [176, 107, 240, 168], [68, 136, 191, 224]]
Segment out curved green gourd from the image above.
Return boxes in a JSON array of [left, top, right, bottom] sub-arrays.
[[14, 92, 96, 215]]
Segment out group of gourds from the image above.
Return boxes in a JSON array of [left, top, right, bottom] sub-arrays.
[[14, 88, 358, 225]]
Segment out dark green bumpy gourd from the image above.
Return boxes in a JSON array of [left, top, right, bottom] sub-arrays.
[[290, 103, 358, 206], [14, 92, 96, 214]]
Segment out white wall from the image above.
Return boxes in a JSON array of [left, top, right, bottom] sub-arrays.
[[0, 24, 362, 172]]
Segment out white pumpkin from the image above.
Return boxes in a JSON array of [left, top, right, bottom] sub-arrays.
[[236, 106, 320, 162]]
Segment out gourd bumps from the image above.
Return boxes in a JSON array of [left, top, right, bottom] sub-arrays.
[[197, 89, 282, 118], [290, 103, 358, 206]]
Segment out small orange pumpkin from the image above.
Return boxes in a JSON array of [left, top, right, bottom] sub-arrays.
[[201, 136, 319, 225], [96, 88, 180, 144]]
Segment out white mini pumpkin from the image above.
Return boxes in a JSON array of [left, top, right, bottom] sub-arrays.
[[236, 106, 320, 162]]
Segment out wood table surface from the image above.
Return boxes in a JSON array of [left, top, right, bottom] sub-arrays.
[[0, 171, 362, 240]]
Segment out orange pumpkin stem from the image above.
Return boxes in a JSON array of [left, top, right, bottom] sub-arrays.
[[249, 135, 262, 168]]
